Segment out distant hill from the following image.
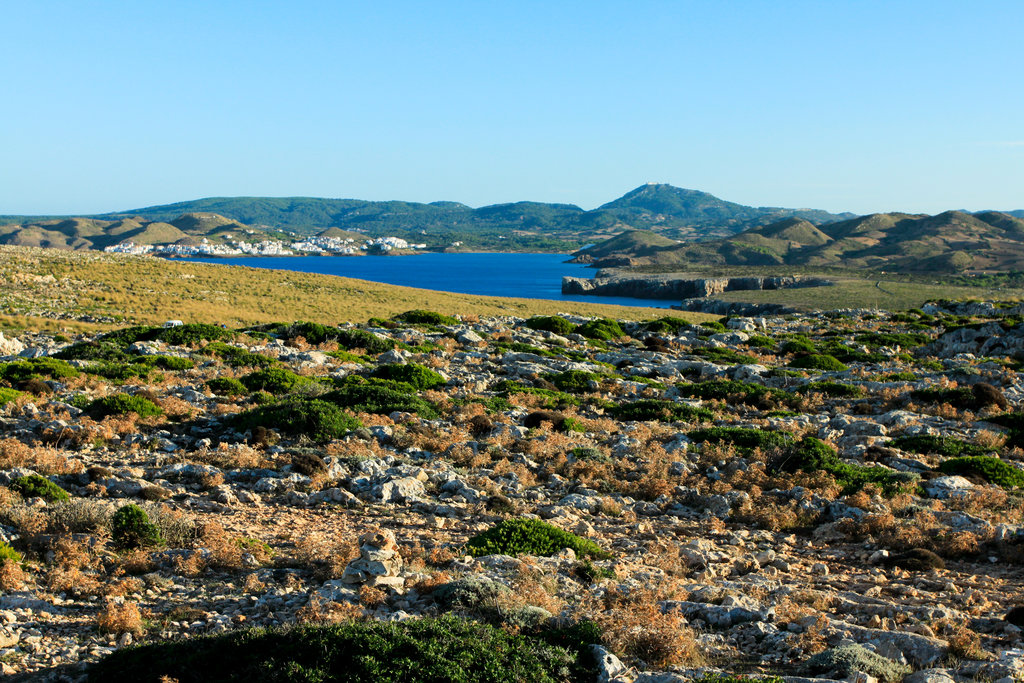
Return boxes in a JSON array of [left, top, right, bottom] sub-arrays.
[[0, 184, 857, 249], [0, 213, 279, 251], [580, 210, 1024, 273]]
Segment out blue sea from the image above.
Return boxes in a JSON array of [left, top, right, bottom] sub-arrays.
[[178, 253, 673, 309]]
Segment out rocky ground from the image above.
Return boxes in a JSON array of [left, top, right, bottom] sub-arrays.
[[0, 303, 1023, 682]]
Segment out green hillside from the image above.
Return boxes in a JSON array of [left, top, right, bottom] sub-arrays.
[[581, 210, 1024, 273]]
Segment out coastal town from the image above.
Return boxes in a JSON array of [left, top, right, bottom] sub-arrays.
[[103, 234, 428, 258]]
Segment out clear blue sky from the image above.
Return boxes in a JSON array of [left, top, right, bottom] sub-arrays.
[[3, 1, 1022, 215]]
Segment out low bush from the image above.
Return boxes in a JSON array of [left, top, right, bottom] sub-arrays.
[[881, 548, 946, 572], [393, 310, 459, 326], [0, 357, 79, 382], [240, 367, 313, 395], [494, 380, 579, 409], [524, 316, 576, 335], [688, 427, 792, 452], [890, 435, 991, 457], [158, 323, 231, 346], [611, 399, 713, 423], [235, 398, 362, 443], [371, 363, 446, 390], [9, 474, 70, 502], [676, 380, 788, 406], [55, 340, 130, 363], [111, 504, 164, 548], [466, 518, 610, 559], [804, 644, 910, 683], [780, 336, 817, 354], [88, 615, 593, 683], [796, 381, 865, 398], [202, 342, 277, 368], [322, 381, 439, 418], [789, 354, 849, 372], [89, 394, 163, 418], [575, 318, 624, 341], [433, 576, 511, 610], [744, 335, 775, 349], [910, 386, 976, 408], [546, 370, 601, 393], [0, 387, 22, 406], [687, 347, 759, 365], [854, 332, 930, 348], [149, 355, 195, 371], [0, 540, 22, 563], [640, 317, 691, 335], [699, 321, 726, 333], [336, 329, 393, 354], [939, 456, 1024, 489], [206, 378, 249, 396], [780, 437, 915, 494]]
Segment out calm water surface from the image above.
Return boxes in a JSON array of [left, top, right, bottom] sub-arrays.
[[179, 253, 673, 309]]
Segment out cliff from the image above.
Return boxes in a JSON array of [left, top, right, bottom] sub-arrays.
[[561, 275, 833, 300]]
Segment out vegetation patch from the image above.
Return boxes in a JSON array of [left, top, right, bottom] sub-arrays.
[[494, 380, 579, 409], [158, 323, 232, 346], [466, 518, 610, 559], [890, 435, 992, 457], [796, 381, 865, 398], [575, 318, 625, 341], [789, 354, 848, 372], [205, 377, 249, 396], [240, 367, 314, 395], [0, 357, 79, 382], [393, 310, 460, 326], [525, 316, 576, 335], [88, 615, 593, 683], [235, 398, 362, 443], [89, 394, 163, 418], [688, 347, 759, 365], [112, 503, 164, 549], [676, 380, 789, 406], [323, 380, 439, 419], [371, 363, 446, 390], [779, 437, 915, 494], [939, 456, 1024, 489], [610, 399, 713, 423], [640, 317, 692, 335], [202, 342, 277, 368], [545, 370, 603, 393], [688, 427, 792, 452], [9, 474, 70, 502], [0, 387, 23, 406]]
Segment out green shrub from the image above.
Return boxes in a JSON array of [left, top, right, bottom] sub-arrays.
[[393, 310, 459, 326], [610, 399, 713, 423], [796, 381, 865, 398], [273, 321, 337, 345], [0, 540, 22, 563], [466, 518, 609, 559], [336, 329, 393, 354], [699, 321, 726, 333], [676, 380, 788, 406], [433, 576, 511, 610], [890, 435, 991, 457], [55, 340, 130, 362], [371, 363, 446, 390], [9, 474, 70, 502], [158, 323, 231, 346], [89, 394, 163, 418], [0, 357, 79, 382], [327, 350, 370, 364], [202, 342, 277, 368], [688, 347, 759, 365], [855, 332, 930, 348], [88, 615, 591, 683], [524, 316, 576, 335], [877, 371, 918, 381], [545, 370, 601, 393], [235, 398, 362, 443], [745, 335, 775, 349], [640, 317, 692, 335], [789, 354, 848, 372], [688, 427, 792, 452], [575, 318, 624, 341], [149, 355, 195, 371], [494, 380, 579, 409], [240, 367, 313, 395], [780, 336, 817, 354], [323, 382, 439, 418], [780, 437, 915, 494], [910, 386, 975, 407], [206, 377, 249, 396], [111, 504, 164, 548], [570, 447, 611, 463], [0, 387, 22, 406], [940, 456, 1024, 488], [83, 361, 151, 381]]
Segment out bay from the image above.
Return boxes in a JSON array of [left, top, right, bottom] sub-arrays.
[[178, 253, 674, 309]]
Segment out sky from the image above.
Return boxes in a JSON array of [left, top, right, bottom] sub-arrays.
[[2, 1, 1022, 216]]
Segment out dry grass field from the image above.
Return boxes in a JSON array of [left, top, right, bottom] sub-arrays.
[[0, 246, 707, 332]]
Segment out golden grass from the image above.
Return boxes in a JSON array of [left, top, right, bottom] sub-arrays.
[[0, 246, 711, 330]]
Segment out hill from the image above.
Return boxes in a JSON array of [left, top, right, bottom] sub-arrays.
[[0, 184, 857, 252], [580, 210, 1024, 273], [0, 213, 279, 252]]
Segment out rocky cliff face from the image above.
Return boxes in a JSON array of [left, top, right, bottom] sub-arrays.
[[561, 275, 832, 300]]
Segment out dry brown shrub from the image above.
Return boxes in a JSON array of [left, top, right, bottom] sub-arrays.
[[173, 552, 206, 578], [104, 576, 144, 597], [935, 619, 989, 659], [0, 560, 26, 591], [974, 429, 1008, 451], [242, 572, 265, 593], [197, 521, 243, 570], [5, 505, 46, 536], [792, 615, 829, 655], [197, 471, 226, 489], [159, 396, 197, 419], [410, 571, 451, 595], [294, 532, 358, 580], [426, 546, 457, 567], [191, 444, 269, 470], [0, 438, 81, 474], [114, 549, 157, 575], [295, 594, 366, 624], [358, 584, 388, 608], [97, 600, 144, 634], [0, 486, 20, 511], [593, 588, 703, 668], [53, 535, 98, 570], [48, 566, 102, 596]]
